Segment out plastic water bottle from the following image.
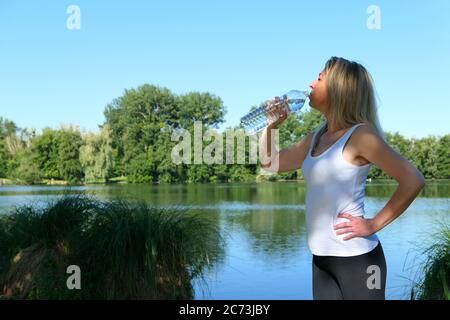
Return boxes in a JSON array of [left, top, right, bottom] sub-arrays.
[[240, 90, 309, 134]]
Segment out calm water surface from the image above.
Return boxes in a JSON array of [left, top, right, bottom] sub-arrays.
[[1, 181, 449, 300]]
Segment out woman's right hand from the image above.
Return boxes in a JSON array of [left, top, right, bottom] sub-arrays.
[[265, 96, 288, 129]]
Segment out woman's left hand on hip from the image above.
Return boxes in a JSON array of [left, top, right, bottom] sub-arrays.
[[334, 213, 376, 241]]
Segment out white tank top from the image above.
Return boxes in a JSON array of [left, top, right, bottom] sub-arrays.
[[301, 123, 379, 257]]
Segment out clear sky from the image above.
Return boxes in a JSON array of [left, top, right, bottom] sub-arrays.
[[1, 0, 449, 138]]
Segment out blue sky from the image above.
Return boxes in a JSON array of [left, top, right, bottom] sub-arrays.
[[1, 0, 449, 138]]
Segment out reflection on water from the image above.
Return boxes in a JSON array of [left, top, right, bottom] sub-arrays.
[[1, 181, 449, 300]]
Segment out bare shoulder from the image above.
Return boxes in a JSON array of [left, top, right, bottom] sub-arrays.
[[349, 122, 397, 166], [351, 123, 385, 148], [343, 123, 386, 166], [350, 123, 424, 184], [354, 123, 381, 137]]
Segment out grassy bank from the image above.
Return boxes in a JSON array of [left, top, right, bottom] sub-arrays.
[[0, 195, 225, 299], [0, 178, 15, 185], [410, 222, 450, 300], [0, 176, 129, 186]]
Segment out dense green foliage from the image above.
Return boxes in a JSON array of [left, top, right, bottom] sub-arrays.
[[0, 84, 448, 184]]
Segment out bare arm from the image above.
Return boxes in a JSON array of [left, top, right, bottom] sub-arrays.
[[259, 123, 313, 173], [356, 125, 425, 232], [335, 124, 426, 239]]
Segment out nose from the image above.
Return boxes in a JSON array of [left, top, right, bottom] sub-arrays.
[[309, 80, 316, 90]]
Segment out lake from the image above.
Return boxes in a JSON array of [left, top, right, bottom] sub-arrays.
[[1, 181, 449, 300]]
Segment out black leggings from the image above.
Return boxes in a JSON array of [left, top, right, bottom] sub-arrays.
[[312, 242, 387, 300]]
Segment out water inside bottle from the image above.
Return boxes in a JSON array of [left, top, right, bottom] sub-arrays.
[[240, 90, 309, 134]]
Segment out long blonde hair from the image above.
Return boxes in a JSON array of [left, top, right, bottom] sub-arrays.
[[316, 56, 384, 140]]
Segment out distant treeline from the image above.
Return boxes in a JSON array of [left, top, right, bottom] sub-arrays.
[[0, 84, 449, 184]]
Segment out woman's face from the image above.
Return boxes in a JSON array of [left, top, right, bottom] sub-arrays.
[[308, 70, 329, 112]]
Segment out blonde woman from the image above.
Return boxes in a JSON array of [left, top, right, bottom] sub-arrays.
[[259, 57, 425, 300]]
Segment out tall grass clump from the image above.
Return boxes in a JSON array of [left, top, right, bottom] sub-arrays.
[[0, 215, 12, 286], [0, 195, 225, 299], [0, 195, 101, 299], [410, 222, 450, 300], [79, 200, 225, 299]]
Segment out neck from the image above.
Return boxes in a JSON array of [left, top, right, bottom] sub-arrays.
[[323, 113, 340, 134]]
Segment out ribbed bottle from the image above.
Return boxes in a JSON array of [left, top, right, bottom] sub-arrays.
[[240, 90, 309, 134]]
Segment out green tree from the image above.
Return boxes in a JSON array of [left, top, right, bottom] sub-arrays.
[[0, 117, 18, 137], [175, 92, 226, 130], [104, 85, 178, 175], [0, 117, 35, 179], [153, 128, 182, 183], [32, 128, 60, 179], [57, 126, 84, 183], [10, 148, 42, 184], [411, 136, 440, 179], [126, 152, 155, 183], [0, 138, 7, 178], [436, 135, 450, 179], [104, 84, 226, 183], [79, 125, 113, 183]]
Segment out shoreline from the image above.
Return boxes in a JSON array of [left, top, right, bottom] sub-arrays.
[[0, 177, 448, 187]]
